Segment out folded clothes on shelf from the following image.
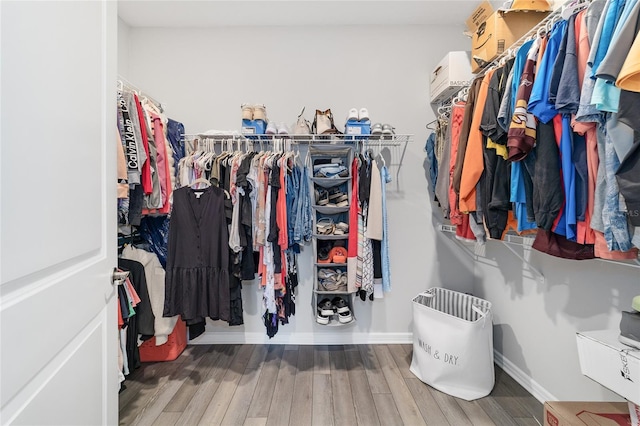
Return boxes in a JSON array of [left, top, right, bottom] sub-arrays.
[[313, 164, 349, 178]]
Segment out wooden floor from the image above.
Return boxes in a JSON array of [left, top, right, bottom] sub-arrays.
[[119, 344, 543, 426]]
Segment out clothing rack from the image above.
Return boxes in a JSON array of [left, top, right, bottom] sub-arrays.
[[117, 75, 164, 112], [182, 133, 411, 145], [182, 133, 412, 190]]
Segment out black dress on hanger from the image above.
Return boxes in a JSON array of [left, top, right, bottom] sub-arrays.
[[164, 185, 231, 333]]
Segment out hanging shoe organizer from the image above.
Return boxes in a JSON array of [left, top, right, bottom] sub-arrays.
[[308, 144, 356, 326]]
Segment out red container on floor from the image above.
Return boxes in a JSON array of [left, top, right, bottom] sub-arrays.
[[139, 319, 187, 362]]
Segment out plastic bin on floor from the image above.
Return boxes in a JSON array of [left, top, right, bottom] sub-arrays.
[[139, 319, 187, 362]]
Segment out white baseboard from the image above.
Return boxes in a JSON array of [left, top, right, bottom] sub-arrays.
[[494, 350, 557, 403], [190, 331, 413, 346]]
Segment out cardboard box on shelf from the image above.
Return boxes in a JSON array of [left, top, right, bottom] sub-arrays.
[[429, 51, 473, 104], [543, 401, 631, 426], [466, 1, 549, 73], [576, 330, 640, 405]]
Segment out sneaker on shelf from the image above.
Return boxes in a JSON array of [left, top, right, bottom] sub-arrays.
[[358, 108, 370, 122], [331, 296, 350, 314], [318, 298, 335, 316], [265, 121, 277, 135], [317, 244, 332, 263], [315, 191, 330, 207], [335, 222, 349, 233], [277, 122, 289, 135], [328, 190, 348, 203], [382, 124, 395, 135], [253, 104, 267, 121], [338, 310, 353, 324], [241, 104, 254, 120], [371, 123, 383, 135], [347, 108, 359, 122], [316, 309, 330, 325]]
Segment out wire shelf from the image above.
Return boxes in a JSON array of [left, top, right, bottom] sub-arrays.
[[182, 133, 412, 145]]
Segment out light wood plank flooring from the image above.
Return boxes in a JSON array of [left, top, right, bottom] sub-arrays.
[[119, 344, 542, 426]]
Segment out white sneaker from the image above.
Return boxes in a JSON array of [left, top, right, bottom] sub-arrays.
[[241, 104, 253, 120], [277, 122, 289, 135], [265, 121, 277, 135], [359, 108, 370, 122], [253, 104, 267, 121], [338, 309, 353, 323], [347, 108, 358, 122]]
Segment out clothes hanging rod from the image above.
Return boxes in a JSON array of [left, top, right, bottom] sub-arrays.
[[182, 133, 412, 145]]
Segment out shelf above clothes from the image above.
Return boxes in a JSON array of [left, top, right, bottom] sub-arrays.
[[438, 223, 640, 278], [431, 2, 565, 109], [438, 223, 544, 280], [183, 133, 412, 144], [183, 133, 413, 190]]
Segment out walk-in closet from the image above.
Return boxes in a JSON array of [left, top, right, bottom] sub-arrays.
[[1, 0, 639, 424]]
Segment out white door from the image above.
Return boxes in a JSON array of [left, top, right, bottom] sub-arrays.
[[1, 1, 118, 425]]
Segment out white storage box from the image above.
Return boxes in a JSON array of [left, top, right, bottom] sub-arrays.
[[429, 51, 473, 104], [576, 329, 640, 405]]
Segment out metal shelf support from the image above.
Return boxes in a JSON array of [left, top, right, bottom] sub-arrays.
[[438, 224, 545, 280]]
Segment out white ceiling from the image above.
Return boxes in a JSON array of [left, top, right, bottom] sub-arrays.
[[117, 0, 494, 28]]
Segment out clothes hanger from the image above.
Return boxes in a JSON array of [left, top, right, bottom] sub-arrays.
[[143, 96, 162, 116], [190, 177, 211, 189], [561, 0, 587, 20]]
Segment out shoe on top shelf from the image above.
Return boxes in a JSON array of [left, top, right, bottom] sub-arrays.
[[265, 121, 277, 135], [382, 124, 395, 135], [277, 122, 289, 135], [347, 107, 370, 122], [241, 104, 253, 120], [253, 104, 267, 121], [371, 123, 383, 135]]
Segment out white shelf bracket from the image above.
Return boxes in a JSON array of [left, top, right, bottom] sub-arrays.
[[501, 238, 545, 282], [438, 224, 545, 280], [438, 224, 478, 260]]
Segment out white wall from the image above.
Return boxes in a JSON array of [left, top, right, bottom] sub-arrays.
[[117, 17, 130, 77], [474, 243, 639, 402], [126, 24, 475, 344]]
